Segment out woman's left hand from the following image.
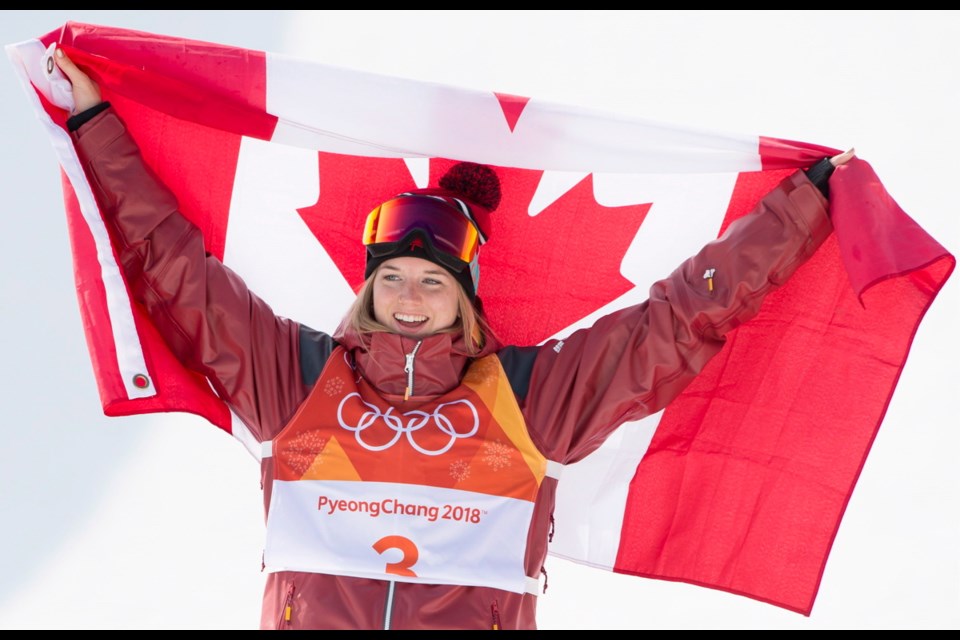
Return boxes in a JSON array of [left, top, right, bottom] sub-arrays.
[[830, 148, 856, 167]]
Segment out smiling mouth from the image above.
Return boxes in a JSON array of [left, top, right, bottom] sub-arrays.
[[394, 313, 428, 329]]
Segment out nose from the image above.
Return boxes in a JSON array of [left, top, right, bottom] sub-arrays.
[[398, 280, 421, 302]]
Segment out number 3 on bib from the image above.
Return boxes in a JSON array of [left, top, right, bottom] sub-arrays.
[[373, 535, 419, 577]]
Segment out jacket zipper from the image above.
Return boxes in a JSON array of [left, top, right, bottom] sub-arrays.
[[490, 599, 502, 630], [383, 579, 396, 629], [386, 341, 420, 627], [403, 340, 423, 400], [277, 581, 296, 629]]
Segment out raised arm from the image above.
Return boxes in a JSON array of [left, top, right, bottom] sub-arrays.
[[56, 49, 312, 442], [516, 159, 849, 463]]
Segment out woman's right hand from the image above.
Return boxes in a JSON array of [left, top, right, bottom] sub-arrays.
[[54, 47, 101, 114]]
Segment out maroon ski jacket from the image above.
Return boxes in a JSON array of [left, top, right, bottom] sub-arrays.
[[71, 107, 832, 629]]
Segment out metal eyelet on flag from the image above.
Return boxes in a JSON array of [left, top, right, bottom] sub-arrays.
[[132, 373, 150, 389]]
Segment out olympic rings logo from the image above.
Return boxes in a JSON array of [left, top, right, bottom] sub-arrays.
[[337, 392, 479, 455]]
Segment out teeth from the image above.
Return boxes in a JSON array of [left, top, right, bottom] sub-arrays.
[[395, 313, 427, 323]]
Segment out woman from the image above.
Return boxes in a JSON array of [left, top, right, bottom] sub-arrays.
[[54, 48, 853, 630]]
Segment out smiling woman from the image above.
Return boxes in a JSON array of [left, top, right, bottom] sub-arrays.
[[373, 258, 462, 336], [339, 162, 503, 360], [47, 43, 853, 630], [345, 255, 492, 358], [341, 162, 502, 357]]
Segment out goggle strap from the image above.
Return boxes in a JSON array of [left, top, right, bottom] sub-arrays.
[[451, 197, 488, 245]]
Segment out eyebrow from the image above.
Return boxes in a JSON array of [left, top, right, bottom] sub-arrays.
[[381, 265, 450, 277]]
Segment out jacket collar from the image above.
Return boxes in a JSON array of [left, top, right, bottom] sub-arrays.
[[334, 326, 499, 398]]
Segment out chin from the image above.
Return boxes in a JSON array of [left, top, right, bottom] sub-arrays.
[[391, 324, 433, 339]]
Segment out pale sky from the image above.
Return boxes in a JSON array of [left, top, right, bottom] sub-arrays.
[[1, 10, 957, 630]]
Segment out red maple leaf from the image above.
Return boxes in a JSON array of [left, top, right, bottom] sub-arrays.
[[298, 154, 650, 345]]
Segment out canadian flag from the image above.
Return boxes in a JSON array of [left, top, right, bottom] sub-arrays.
[[7, 21, 954, 616]]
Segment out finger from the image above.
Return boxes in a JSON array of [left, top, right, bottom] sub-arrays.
[[54, 47, 90, 85], [830, 148, 856, 167], [54, 47, 78, 78], [53, 47, 102, 113]]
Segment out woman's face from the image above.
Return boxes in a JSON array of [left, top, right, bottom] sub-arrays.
[[372, 256, 460, 339]]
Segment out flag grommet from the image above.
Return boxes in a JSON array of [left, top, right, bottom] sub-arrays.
[[132, 373, 150, 389]]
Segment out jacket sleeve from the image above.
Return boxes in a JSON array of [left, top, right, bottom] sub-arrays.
[[71, 107, 309, 442], [520, 170, 833, 463]]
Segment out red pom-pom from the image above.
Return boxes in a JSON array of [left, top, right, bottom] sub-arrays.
[[439, 162, 501, 212]]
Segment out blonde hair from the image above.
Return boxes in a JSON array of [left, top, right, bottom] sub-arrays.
[[342, 265, 492, 356]]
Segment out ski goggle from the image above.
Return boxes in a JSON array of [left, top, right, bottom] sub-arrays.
[[362, 195, 484, 266]]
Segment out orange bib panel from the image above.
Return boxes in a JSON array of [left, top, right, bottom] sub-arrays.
[[262, 348, 547, 593]]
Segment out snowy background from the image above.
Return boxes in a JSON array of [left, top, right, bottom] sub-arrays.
[[1, 10, 957, 630]]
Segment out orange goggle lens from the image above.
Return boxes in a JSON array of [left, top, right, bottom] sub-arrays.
[[363, 196, 480, 264]]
